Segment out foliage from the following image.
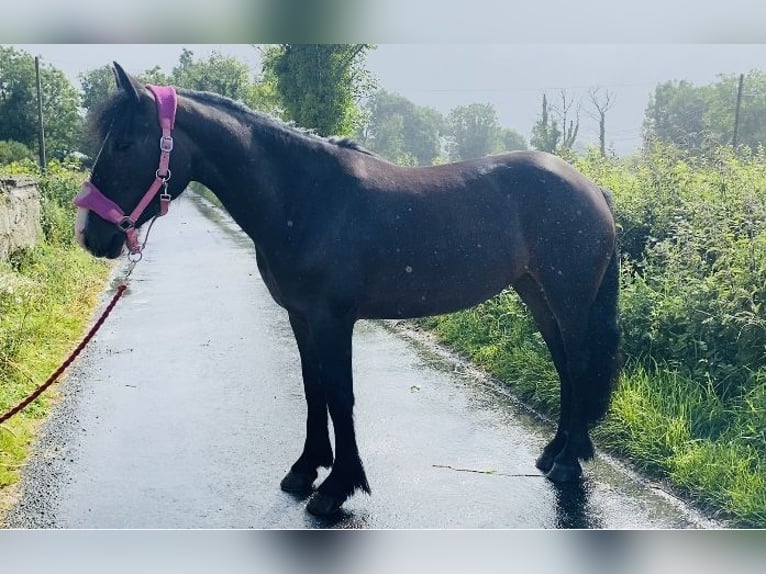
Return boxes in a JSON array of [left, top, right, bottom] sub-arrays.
[[0, 46, 82, 160], [530, 94, 560, 153], [358, 89, 446, 165], [172, 48, 253, 102], [644, 70, 766, 155], [446, 103, 505, 161], [421, 142, 766, 526], [262, 44, 376, 136], [0, 140, 34, 165], [0, 163, 110, 494], [79, 65, 116, 115], [531, 92, 579, 154], [501, 128, 528, 152]]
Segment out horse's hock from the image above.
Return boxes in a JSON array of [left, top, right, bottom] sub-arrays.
[[0, 177, 41, 260]]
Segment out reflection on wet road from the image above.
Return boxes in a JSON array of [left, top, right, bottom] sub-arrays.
[[5, 194, 714, 528]]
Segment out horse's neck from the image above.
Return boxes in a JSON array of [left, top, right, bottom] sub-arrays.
[[179, 97, 307, 242]]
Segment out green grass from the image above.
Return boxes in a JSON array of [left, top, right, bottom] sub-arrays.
[[417, 144, 766, 527], [0, 244, 111, 491], [0, 162, 112, 513], [421, 296, 766, 527]]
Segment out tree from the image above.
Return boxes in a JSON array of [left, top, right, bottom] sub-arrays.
[[587, 87, 615, 157], [530, 94, 560, 153], [644, 80, 710, 153], [79, 65, 115, 114], [501, 128, 528, 152], [0, 47, 38, 151], [552, 90, 579, 153], [140, 65, 172, 87], [447, 102, 503, 161], [644, 71, 766, 155], [0, 46, 82, 161], [360, 89, 445, 165], [172, 48, 254, 103], [530, 91, 579, 154], [40, 66, 82, 160], [261, 44, 376, 136], [0, 140, 34, 165]]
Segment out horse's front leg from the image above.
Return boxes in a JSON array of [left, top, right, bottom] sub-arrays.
[[303, 311, 370, 516], [280, 313, 334, 495]]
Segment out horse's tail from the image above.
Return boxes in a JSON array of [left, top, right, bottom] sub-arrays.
[[583, 188, 621, 425]]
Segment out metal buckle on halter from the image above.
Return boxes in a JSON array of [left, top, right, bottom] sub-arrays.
[[159, 135, 174, 152], [156, 168, 172, 182], [117, 216, 135, 232]]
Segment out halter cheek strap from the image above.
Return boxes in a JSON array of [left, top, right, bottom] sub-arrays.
[[74, 84, 177, 254]]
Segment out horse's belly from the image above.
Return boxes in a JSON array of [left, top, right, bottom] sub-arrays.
[[357, 263, 517, 320]]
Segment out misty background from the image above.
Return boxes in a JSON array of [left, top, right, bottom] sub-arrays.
[[12, 43, 766, 156]]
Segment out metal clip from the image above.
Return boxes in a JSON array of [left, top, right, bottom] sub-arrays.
[[156, 168, 172, 182]]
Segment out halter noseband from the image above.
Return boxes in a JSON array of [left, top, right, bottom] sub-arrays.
[[74, 84, 177, 254]]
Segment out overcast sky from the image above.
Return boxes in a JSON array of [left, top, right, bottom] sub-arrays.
[[11, 43, 766, 155]]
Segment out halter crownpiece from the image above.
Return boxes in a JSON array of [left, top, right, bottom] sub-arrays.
[[74, 84, 178, 254]]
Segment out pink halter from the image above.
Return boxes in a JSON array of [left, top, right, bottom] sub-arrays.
[[74, 85, 177, 254]]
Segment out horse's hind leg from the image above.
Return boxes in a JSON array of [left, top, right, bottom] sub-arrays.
[[513, 275, 571, 474], [280, 313, 334, 495], [302, 310, 369, 516], [542, 300, 596, 483]]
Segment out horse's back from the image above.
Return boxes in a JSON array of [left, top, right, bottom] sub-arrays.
[[348, 151, 614, 319]]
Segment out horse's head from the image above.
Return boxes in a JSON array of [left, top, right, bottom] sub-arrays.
[[75, 62, 192, 259]]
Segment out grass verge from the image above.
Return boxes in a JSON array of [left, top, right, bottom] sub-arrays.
[[1, 161, 113, 517], [0, 244, 111, 506], [417, 293, 766, 527]]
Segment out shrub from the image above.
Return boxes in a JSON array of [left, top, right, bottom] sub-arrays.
[[0, 140, 34, 166]]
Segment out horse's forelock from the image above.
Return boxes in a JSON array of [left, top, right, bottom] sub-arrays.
[[90, 90, 141, 143]]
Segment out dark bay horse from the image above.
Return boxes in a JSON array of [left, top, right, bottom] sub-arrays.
[[75, 63, 620, 516]]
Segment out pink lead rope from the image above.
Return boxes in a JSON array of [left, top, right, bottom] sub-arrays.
[[74, 84, 178, 254]]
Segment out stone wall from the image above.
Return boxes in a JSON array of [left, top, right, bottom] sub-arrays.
[[0, 177, 41, 260]]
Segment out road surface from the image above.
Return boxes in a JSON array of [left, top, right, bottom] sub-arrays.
[[4, 193, 715, 528]]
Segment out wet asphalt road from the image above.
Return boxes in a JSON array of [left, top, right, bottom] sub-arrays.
[[4, 194, 715, 529]]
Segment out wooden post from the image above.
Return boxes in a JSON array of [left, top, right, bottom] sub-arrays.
[[732, 73, 744, 149], [35, 56, 46, 171]]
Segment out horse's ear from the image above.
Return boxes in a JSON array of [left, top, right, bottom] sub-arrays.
[[112, 61, 142, 103]]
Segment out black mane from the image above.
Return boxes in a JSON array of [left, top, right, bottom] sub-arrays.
[[91, 86, 376, 157]]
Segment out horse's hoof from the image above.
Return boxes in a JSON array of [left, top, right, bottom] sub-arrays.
[[306, 492, 344, 516], [535, 453, 555, 474], [280, 470, 316, 494], [546, 461, 582, 483]]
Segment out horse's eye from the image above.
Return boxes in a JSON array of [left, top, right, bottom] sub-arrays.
[[114, 140, 133, 151]]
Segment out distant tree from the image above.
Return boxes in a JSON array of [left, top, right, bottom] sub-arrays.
[[587, 87, 615, 157], [644, 70, 766, 154], [0, 46, 82, 161], [552, 90, 579, 153], [500, 128, 528, 151], [530, 94, 560, 153], [140, 65, 172, 87], [172, 48, 254, 102], [531, 91, 579, 154], [79, 66, 115, 114], [360, 89, 445, 165], [0, 140, 34, 165], [644, 80, 710, 153], [41, 66, 83, 160], [262, 44, 376, 136], [447, 102, 504, 161], [0, 46, 39, 150]]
